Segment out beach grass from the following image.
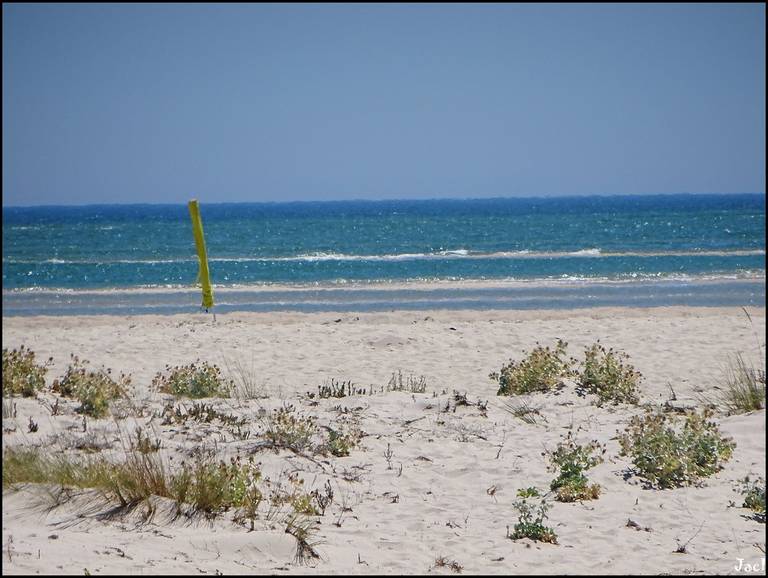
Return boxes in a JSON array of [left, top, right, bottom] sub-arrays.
[[2, 445, 268, 521], [717, 352, 766, 415]]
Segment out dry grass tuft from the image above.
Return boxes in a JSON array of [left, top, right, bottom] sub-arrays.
[[222, 355, 269, 401], [285, 515, 322, 565]]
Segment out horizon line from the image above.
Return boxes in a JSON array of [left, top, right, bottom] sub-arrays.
[[3, 191, 765, 210]]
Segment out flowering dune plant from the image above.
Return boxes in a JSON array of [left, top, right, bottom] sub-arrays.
[[153, 361, 233, 399], [619, 408, 735, 489], [548, 431, 605, 502], [2, 345, 52, 397], [52, 354, 130, 418], [510, 497, 558, 544], [491, 339, 574, 396], [577, 342, 642, 405]]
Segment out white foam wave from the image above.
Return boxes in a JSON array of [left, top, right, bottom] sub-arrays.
[[3, 269, 765, 297], [4, 248, 765, 266]]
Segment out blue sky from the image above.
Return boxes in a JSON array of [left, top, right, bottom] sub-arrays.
[[2, 3, 765, 206]]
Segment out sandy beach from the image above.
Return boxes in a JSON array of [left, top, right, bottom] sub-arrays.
[[4, 2, 765, 575], [2, 305, 765, 575]]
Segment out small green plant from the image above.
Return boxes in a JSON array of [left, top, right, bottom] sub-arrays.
[[52, 355, 129, 418], [548, 431, 604, 502], [290, 492, 319, 516], [509, 498, 558, 544], [516, 487, 541, 498], [491, 340, 573, 396], [324, 426, 361, 457], [2, 346, 52, 397], [264, 406, 318, 453], [618, 408, 735, 489], [577, 343, 641, 405], [152, 361, 233, 399], [717, 353, 766, 415], [737, 476, 766, 523], [266, 473, 320, 516]]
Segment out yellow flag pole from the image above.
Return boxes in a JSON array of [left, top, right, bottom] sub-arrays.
[[188, 199, 214, 311]]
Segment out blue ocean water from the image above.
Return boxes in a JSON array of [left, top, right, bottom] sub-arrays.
[[2, 194, 765, 314]]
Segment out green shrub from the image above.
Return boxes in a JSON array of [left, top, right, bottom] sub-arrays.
[[510, 498, 558, 544], [52, 355, 129, 418], [2, 346, 52, 397], [491, 339, 573, 396], [548, 432, 604, 502], [717, 353, 766, 415], [265, 406, 318, 453], [152, 361, 233, 399], [738, 476, 766, 523], [618, 408, 735, 489], [172, 456, 262, 518], [578, 343, 642, 405]]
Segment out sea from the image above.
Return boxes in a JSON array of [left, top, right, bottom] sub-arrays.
[[2, 194, 765, 316]]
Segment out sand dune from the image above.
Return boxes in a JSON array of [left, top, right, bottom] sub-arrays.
[[2, 306, 765, 575]]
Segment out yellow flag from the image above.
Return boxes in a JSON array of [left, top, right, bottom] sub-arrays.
[[188, 199, 214, 309]]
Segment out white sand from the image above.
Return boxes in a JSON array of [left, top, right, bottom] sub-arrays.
[[2, 306, 766, 574]]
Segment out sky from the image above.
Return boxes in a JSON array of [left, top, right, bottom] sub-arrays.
[[2, 3, 765, 206]]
